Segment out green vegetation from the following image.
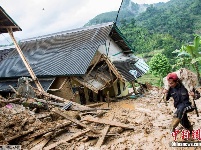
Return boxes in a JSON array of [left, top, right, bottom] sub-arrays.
[[137, 73, 160, 87], [173, 35, 201, 84], [85, 0, 201, 87], [149, 53, 171, 86]]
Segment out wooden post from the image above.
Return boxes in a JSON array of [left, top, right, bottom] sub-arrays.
[[131, 81, 137, 95], [107, 91, 110, 107], [7, 28, 44, 92]]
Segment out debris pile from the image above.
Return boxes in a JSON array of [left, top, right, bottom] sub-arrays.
[[0, 85, 200, 150]]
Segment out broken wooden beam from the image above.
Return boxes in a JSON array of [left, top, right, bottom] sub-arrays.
[[7, 28, 45, 92], [86, 102, 105, 108], [95, 114, 114, 148], [24, 121, 71, 140], [35, 89, 93, 111], [29, 132, 53, 150], [43, 129, 90, 150], [52, 108, 99, 134], [5, 127, 39, 142], [0, 98, 21, 103], [82, 116, 135, 130]]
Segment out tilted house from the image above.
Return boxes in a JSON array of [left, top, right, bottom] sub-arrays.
[[0, 21, 149, 103]]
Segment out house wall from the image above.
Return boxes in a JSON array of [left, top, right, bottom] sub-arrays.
[[113, 80, 129, 97], [98, 37, 129, 97], [48, 77, 95, 104], [98, 37, 124, 57], [102, 80, 129, 98], [48, 77, 74, 100]]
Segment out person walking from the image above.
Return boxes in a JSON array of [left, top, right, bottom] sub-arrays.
[[163, 72, 195, 134]]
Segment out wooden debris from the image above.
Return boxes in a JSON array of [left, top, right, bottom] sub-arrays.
[[82, 116, 135, 130], [86, 102, 105, 108], [24, 121, 71, 140], [0, 98, 21, 103], [52, 108, 99, 134], [95, 114, 114, 148], [35, 89, 93, 111], [29, 132, 53, 150], [107, 91, 110, 107], [43, 129, 90, 150], [5, 127, 38, 142]]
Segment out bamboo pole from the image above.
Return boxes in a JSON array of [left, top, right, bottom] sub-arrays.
[[7, 28, 44, 92]]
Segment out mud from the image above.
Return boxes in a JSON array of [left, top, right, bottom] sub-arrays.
[[0, 86, 201, 150]]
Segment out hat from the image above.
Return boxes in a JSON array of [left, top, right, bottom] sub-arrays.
[[167, 72, 178, 81]]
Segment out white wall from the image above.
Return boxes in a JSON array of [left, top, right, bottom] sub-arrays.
[[98, 37, 123, 57]]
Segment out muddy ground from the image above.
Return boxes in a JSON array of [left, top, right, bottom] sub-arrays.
[[0, 86, 201, 150]]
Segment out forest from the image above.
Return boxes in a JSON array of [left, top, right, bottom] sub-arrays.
[[86, 0, 201, 86]]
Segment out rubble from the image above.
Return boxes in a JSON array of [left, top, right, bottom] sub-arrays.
[[0, 85, 201, 150]]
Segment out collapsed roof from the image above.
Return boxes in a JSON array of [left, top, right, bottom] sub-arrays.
[[0, 22, 144, 79], [0, 21, 149, 92]]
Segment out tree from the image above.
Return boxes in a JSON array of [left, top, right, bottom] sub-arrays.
[[173, 35, 201, 84], [149, 53, 171, 86]]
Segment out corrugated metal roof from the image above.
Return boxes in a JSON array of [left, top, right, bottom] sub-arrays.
[[0, 46, 14, 63], [0, 6, 22, 34], [0, 78, 55, 92], [0, 22, 148, 83], [0, 22, 115, 78], [112, 57, 149, 82]]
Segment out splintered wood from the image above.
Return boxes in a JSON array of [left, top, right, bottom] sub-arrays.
[[95, 114, 114, 148], [0, 96, 136, 149], [1, 85, 200, 149]]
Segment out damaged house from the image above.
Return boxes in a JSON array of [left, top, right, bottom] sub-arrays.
[[0, 10, 149, 104]]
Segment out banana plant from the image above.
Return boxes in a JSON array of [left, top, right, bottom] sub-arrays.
[[173, 35, 201, 84]]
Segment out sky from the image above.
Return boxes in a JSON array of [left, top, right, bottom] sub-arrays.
[[0, 0, 170, 44]]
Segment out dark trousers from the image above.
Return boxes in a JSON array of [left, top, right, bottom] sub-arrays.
[[174, 103, 193, 129], [180, 113, 191, 129]]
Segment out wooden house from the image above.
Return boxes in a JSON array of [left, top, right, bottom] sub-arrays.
[[0, 11, 149, 104]]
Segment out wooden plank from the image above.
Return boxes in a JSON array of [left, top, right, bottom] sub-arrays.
[[29, 132, 53, 150], [85, 54, 102, 80], [102, 54, 125, 82], [0, 26, 20, 29], [52, 109, 99, 134], [96, 125, 110, 147], [43, 129, 90, 150], [30, 138, 50, 150], [82, 116, 135, 129], [86, 102, 105, 108], [95, 114, 114, 148], [24, 121, 71, 140], [131, 81, 137, 95], [7, 28, 44, 92], [5, 127, 39, 142], [35, 89, 93, 111], [0, 98, 20, 103]]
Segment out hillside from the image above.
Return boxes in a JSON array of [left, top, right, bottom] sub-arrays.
[[85, 0, 201, 62], [84, 0, 149, 27]]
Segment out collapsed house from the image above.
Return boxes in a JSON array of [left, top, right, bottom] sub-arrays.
[[0, 7, 149, 104], [0, 6, 153, 149]]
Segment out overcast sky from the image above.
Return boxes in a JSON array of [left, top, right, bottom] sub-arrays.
[[0, 0, 169, 44]]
